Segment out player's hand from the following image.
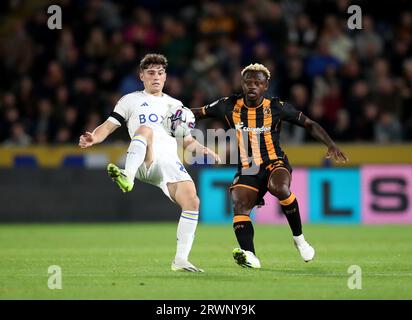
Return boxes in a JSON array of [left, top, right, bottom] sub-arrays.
[[326, 144, 348, 163], [79, 132, 95, 148], [203, 147, 222, 164]]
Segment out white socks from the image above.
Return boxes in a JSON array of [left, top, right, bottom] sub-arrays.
[[125, 134, 147, 182], [175, 211, 199, 261], [293, 234, 306, 246]]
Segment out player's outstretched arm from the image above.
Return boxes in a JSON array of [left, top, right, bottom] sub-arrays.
[[191, 107, 208, 121], [183, 135, 222, 164], [303, 117, 349, 163], [78, 120, 119, 148]]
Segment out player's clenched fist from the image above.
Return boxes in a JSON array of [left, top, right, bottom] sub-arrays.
[[79, 132, 95, 148]]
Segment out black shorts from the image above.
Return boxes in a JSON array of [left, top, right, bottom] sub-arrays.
[[229, 157, 292, 206]]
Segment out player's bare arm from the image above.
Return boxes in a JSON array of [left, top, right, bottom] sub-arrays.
[[183, 135, 222, 164], [303, 117, 348, 163], [78, 120, 119, 148]]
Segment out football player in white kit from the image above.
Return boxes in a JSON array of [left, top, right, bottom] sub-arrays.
[[79, 54, 219, 272]]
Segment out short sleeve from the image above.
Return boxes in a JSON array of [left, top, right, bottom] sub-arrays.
[[279, 101, 306, 127], [107, 95, 131, 126]]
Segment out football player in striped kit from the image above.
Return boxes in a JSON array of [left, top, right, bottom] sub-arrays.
[[192, 63, 348, 268]]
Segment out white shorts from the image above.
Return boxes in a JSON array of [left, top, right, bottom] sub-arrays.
[[136, 152, 193, 201]]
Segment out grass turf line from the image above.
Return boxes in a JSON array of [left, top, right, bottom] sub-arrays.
[[0, 223, 411, 299]]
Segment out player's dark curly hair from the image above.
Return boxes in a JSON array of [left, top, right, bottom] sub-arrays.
[[139, 53, 168, 71]]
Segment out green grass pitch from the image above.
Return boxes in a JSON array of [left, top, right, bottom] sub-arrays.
[[0, 223, 411, 299]]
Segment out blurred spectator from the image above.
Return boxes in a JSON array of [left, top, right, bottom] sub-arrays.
[[306, 100, 332, 142], [374, 77, 403, 117], [85, 27, 108, 62], [0, 103, 20, 141], [56, 106, 82, 143], [164, 75, 185, 102], [55, 127, 72, 144], [354, 15, 383, 61], [18, 76, 34, 117], [33, 99, 56, 144], [290, 84, 310, 115], [239, 23, 270, 65], [321, 82, 343, 123], [123, 8, 159, 49], [288, 13, 317, 50], [215, 37, 242, 77], [258, 1, 288, 52], [280, 84, 308, 144], [389, 38, 411, 77], [4, 122, 31, 146], [356, 102, 379, 142], [197, 67, 226, 101], [198, 1, 235, 39], [0, 0, 411, 146], [346, 80, 370, 123], [375, 112, 402, 143], [84, 111, 102, 134], [322, 15, 354, 64], [279, 57, 311, 99], [305, 38, 341, 78], [401, 59, 412, 140], [190, 41, 218, 76], [333, 109, 354, 141], [160, 18, 193, 72], [340, 56, 362, 102]]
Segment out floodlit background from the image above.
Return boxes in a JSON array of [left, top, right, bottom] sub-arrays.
[[0, 0, 411, 222], [0, 0, 411, 300]]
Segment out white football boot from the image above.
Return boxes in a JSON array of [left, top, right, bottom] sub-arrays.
[[171, 259, 204, 272], [232, 248, 261, 269], [293, 235, 315, 262]]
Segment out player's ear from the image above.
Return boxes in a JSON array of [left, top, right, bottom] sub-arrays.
[[264, 79, 269, 91], [139, 71, 144, 81]]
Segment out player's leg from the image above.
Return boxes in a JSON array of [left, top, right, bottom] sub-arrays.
[[108, 125, 153, 192], [231, 186, 261, 268], [167, 180, 203, 272], [124, 125, 154, 180], [267, 168, 315, 262]]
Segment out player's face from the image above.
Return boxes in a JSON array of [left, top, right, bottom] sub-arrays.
[[140, 65, 167, 95], [241, 71, 268, 105]]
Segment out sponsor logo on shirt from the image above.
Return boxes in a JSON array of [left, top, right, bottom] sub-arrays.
[[235, 122, 271, 133]]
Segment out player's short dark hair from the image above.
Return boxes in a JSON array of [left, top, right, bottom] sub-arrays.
[[139, 53, 168, 71]]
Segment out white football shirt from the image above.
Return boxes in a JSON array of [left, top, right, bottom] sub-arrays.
[[107, 90, 183, 155]]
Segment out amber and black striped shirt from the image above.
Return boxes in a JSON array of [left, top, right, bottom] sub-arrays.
[[200, 94, 306, 170]]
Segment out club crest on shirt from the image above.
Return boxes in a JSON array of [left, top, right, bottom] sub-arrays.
[[263, 106, 271, 118]]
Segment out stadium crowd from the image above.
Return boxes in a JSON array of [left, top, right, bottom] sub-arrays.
[[0, 0, 412, 146]]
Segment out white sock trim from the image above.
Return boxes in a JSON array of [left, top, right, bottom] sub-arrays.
[[181, 211, 199, 221], [131, 134, 147, 146]]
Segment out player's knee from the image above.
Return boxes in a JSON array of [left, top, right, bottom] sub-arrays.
[[185, 194, 200, 211], [269, 183, 290, 200], [135, 125, 153, 142]]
